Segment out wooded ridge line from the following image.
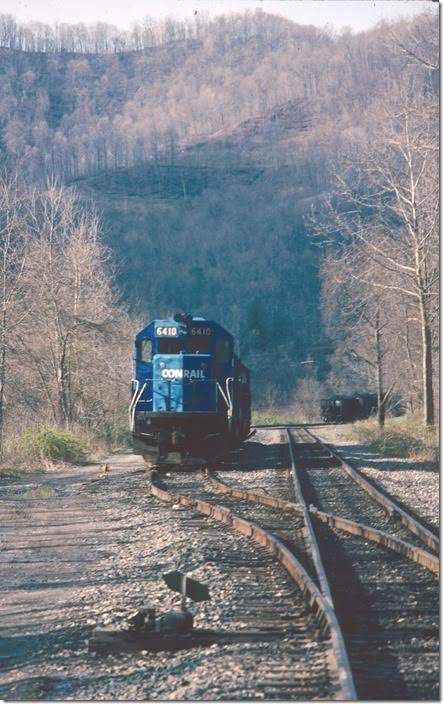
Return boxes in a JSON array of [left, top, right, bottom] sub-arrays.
[[0, 9, 438, 467]]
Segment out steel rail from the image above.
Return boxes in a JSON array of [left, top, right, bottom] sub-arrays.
[[309, 507, 438, 574], [252, 423, 330, 429], [287, 430, 336, 605], [205, 468, 303, 514], [303, 427, 439, 553], [286, 429, 357, 699], [150, 470, 357, 701], [206, 469, 438, 575]]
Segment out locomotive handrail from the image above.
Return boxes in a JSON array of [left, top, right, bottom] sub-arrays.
[[225, 377, 234, 418], [128, 379, 139, 427], [216, 378, 234, 417], [216, 381, 230, 412], [130, 382, 147, 431]]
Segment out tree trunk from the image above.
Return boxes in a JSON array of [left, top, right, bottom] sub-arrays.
[[403, 301, 419, 413], [375, 317, 385, 428], [0, 339, 6, 459], [0, 294, 7, 459], [419, 294, 435, 426], [57, 340, 71, 427]]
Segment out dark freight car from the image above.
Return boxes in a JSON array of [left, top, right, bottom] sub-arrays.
[[320, 393, 378, 423]]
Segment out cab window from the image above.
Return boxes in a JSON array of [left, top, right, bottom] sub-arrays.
[[187, 338, 211, 354], [139, 339, 152, 362], [158, 339, 211, 354], [158, 339, 184, 354], [216, 339, 231, 364]]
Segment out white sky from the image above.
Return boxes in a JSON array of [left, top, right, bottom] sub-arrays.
[[0, 0, 435, 32]]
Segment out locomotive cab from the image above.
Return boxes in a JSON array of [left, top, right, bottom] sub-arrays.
[[130, 314, 251, 465]]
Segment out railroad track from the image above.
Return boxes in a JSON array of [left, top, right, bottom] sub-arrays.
[[150, 438, 354, 700], [148, 427, 439, 700], [287, 427, 439, 700], [289, 427, 438, 554]]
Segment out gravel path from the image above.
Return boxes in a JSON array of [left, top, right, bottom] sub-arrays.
[[0, 432, 331, 701], [313, 426, 439, 531]]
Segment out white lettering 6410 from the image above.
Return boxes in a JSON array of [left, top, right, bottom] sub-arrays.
[[156, 326, 177, 337], [190, 326, 211, 336]]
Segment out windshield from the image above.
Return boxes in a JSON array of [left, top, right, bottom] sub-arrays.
[[157, 338, 212, 354]]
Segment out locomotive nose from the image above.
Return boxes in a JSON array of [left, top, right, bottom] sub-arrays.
[[153, 353, 214, 413], [131, 316, 251, 466]]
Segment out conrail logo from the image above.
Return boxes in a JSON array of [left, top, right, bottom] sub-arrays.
[[161, 368, 206, 380]]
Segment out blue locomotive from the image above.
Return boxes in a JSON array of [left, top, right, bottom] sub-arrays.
[[130, 314, 251, 465]]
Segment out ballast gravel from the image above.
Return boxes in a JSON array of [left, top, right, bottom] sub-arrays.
[[314, 426, 439, 530], [0, 431, 330, 701], [1, 426, 438, 701]]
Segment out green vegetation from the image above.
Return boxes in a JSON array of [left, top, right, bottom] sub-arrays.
[[18, 427, 89, 465], [251, 410, 302, 426], [23, 485, 56, 499], [341, 416, 438, 463], [0, 466, 37, 478]]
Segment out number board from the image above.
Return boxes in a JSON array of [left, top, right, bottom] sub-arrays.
[[190, 326, 211, 336], [155, 326, 178, 337]]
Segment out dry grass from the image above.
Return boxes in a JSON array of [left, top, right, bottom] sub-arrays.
[[341, 415, 439, 463]]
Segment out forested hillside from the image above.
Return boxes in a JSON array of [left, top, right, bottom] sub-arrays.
[[0, 9, 438, 433], [0, 11, 437, 180]]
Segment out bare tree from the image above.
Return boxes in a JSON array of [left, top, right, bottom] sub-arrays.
[[316, 94, 438, 426], [20, 184, 120, 427], [320, 247, 398, 427], [291, 368, 325, 423], [390, 10, 439, 73], [0, 171, 28, 455]]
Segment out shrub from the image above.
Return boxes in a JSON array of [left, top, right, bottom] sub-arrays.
[[23, 485, 56, 499], [19, 427, 88, 464]]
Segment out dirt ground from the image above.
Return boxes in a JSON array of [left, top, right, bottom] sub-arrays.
[[0, 453, 149, 700]]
